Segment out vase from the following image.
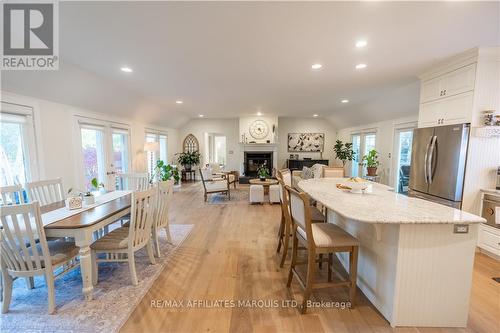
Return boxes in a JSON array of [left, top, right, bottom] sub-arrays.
[[367, 167, 378, 176], [259, 177, 266, 181], [184, 164, 192, 171], [83, 195, 95, 205]]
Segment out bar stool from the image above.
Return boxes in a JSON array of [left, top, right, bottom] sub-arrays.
[[276, 169, 325, 268], [285, 185, 359, 314]]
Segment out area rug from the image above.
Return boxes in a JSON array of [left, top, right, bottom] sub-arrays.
[[206, 186, 249, 204], [0, 224, 193, 333]]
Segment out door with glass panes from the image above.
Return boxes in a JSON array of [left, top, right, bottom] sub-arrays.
[[79, 121, 130, 191], [350, 132, 376, 178]]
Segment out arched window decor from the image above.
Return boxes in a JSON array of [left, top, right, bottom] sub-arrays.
[[183, 134, 199, 153]]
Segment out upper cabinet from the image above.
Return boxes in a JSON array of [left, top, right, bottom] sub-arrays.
[[420, 63, 476, 104]]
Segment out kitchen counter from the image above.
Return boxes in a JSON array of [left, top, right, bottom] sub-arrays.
[[297, 178, 483, 328], [298, 178, 485, 224], [481, 188, 500, 196]]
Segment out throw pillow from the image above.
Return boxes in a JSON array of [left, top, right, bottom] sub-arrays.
[[311, 164, 325, 179], [302, 166, 314, 179]]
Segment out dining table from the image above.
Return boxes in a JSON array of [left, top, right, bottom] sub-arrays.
[[40, 190, 132, 301]]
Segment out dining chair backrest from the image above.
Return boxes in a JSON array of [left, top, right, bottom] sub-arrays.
[[278, 168, 292, 187], [155, 179, 174, 229], [116, 173, 149, 191], [285, 185, 313, 243], [209, 163, 222, 174], [0, 202, 50, 274], [323, 167, 344, 178], [0, 184, 25, 206], [128, 187, 157, 251], [26, 178, 64, 206], [276, 171, 292, 224]]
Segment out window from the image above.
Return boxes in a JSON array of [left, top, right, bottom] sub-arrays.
[[145, 131, 168, 176], [0, 103, 37, 186], [78, 118, 130, 191]]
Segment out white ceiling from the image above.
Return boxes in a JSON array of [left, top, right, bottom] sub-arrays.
[[2, 1, 499, 128]]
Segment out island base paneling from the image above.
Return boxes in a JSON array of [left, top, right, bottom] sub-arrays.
[[329, 211, 478, 327]]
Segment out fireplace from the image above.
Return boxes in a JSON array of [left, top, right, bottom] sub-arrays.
[[244, 152, 273, 177]]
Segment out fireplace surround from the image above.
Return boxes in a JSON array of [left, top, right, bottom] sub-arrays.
[[244, 152, 273, 177]]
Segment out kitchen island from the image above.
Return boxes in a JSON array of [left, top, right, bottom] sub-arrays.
[[298, 178, 485, 328]]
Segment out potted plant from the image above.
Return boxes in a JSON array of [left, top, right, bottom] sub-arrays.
[[257, 164, 270, 181], [151, 160, 181, 185], [362, 149, 380, 176], [176, 151, 201, 171], [333, 140, 356, 175], [68, 177, 103, 206]]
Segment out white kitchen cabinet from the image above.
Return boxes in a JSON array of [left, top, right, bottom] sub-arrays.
[[420, 63, 476, 104], [418, 91, 474, 128], [478, 223, 500, 258]]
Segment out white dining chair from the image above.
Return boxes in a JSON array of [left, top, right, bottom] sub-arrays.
[[26, 178, 65, 206], [91, 187, 157, 286], [152, 179, 174, 257], [322, 167, 345, 178], [0, 184, 26, 206], [115, 173, 150, 191], [0, 202, 80, 314]]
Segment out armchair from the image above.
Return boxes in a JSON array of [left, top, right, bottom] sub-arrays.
[[199, 168, 231, 201]]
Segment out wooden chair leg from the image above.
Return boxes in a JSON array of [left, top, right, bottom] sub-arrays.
[[0, 273, 3, 302], [318, 253, 323, 270], [301, 250, 317, 314], [349, 246, 359, 307], [153, 229, 161, 258], [165, 226, 172, 244], [204, 193, 207, 202], [128, 252, 139, 286], [287, 233, 299, 287], [146, 241, 157, 265], [26, 276, 34, 289], [277, 214, 285, 253], [1, 271, 12, 314], [44, 270, 56, 314], [328, 253, 333, 282], [279, 218, 290, 268]]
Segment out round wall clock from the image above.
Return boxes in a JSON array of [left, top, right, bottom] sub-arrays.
[[249, 120, 269, 139]]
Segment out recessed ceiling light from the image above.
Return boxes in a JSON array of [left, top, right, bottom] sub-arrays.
[[355, 40, 368, 48], [198, 114, 204, 118], [313, 114, 319, 118], [311, 63, 323, 70], [355, 63, 367, 69], [120, 66, 133, 73], [341, 99, 349, 103], [175, 100, 183, 104], [257, 112, 262, 116]]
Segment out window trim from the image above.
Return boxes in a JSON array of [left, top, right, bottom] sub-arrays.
[[0, 101, 39, 184]]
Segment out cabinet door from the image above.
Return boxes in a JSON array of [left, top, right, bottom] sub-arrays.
[[442, 63, 476, 98], [442, 91, 474, 125], [420, 76, 443, 103], [418, 99, 444, 128]]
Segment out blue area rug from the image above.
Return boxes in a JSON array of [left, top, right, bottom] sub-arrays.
[[0, 224, 193, 333]]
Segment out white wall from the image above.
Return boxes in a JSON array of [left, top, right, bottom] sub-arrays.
[[1, 91, 178, 191], [277, 117, 337, 169], [178, 118, 240, 172], [178, 116, 338, 174], [337, 116, 418, 186]]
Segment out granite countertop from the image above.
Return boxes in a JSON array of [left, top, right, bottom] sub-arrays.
[[298, 178, 485, 224], [481, 188, 500, 196]]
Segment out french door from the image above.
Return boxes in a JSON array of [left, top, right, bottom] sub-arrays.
[[350, 132, 377, 177], [78, 119, 130, 191], [393, 128, 414, 194]]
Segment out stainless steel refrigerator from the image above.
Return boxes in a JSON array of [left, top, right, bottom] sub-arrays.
[[408, 123, 470, 208]]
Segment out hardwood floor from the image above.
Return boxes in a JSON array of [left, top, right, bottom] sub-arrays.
[[121, 182, 499, 333]]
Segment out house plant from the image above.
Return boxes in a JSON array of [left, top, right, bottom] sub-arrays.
[[67, 177, 103, 206], [151, 159, 180, 184], [176, 151, 201, 171], [362, 149, 380, 176], [333, 140, 356, 175], [257, 164, 270, 181]]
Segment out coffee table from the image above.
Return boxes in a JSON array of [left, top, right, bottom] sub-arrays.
[[249, 178, 279, 194]]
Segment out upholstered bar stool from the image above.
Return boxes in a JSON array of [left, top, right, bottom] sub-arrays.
[[285, 185, 359, 314], [276, 169, 325, 268]]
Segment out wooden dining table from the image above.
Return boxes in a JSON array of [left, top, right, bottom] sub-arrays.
[[41, 193, 131, 301]]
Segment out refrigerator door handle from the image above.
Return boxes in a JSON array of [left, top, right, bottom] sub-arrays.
[[427, 135, 437, 184], [423, 136, 433, 184]]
